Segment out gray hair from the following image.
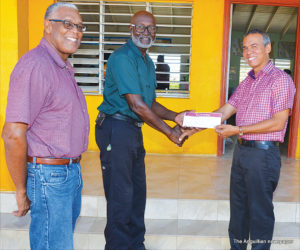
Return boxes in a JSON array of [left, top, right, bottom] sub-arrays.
[[244, 29, 271, 46], [44, 2, 78, 19]]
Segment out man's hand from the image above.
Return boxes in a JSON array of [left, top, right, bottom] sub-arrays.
[[215, 124, 239, 138], [174, 110, 195, 127], [179, 127, 203, 142], [167, 125, 184, 146], [215, 109, 290, 138], [2, 122, 29, 217], [171, 125, 189, 146], [13, 190, 30, 217]]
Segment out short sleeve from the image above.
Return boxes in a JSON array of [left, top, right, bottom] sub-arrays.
[[5, 59, 50, 127], [110, 54, 141, 96], [271, 74, 296, 115]]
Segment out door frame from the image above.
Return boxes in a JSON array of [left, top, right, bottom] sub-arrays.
[[218, 0, 300, 158]]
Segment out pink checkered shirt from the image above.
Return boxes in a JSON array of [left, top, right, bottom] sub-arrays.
[[228, 60, 295, 142]]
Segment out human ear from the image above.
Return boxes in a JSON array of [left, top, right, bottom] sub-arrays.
[[266, 43, 271, 54], [44, 19, 52, 34], [129, 26, 133, 34]]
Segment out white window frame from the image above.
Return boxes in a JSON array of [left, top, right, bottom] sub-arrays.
[[239, 57, 291, 83], [61, 0, 193, 98]]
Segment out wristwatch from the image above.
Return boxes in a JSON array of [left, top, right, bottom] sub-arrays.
[[239, 126, 244, 136]]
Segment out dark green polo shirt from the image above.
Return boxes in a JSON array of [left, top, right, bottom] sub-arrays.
[[98, 39, 157, 121]]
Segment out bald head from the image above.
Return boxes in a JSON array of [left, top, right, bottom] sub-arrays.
[[130, 10, 156, 51], [131, 10, 156, 25]]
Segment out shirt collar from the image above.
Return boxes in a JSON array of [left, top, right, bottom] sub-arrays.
[[128, 39, 142, 56], [39, 38, 73, 70], [248, 60, 274, 79], [128, 39, 151, 61]]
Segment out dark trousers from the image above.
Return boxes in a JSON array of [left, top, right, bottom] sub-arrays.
[[95, 117, 146, 250], [229, 143, 281, 250]]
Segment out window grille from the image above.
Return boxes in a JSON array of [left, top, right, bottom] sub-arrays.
[[239, 58, 252, 83], [60, 1, 193, 97], [274, 58, 291, 72], [239, 57, 291, 83]]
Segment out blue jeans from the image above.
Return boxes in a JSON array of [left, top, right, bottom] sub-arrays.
[[229, 143, 281, 250], [27, 161, 83, 250]]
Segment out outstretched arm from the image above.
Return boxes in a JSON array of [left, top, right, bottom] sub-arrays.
[[151, 100, 177, 122], [179, 103, 237, 141], [2, 122, 30, 217], [215, 109, 289, 138], [151, 100, 190, 126], [216, 103, 238, 123], [125, 94, 182, 145]]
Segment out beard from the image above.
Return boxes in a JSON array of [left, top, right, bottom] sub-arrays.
[[131, 32, 155, 49]]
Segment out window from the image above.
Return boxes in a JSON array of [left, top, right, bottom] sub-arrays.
[[239, 58, 252, 83], [274, 58, 291, 72], [239, 57, 291, 82], [61, 1, 193, 97]]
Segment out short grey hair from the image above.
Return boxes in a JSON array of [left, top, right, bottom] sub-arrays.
[[44, 2, 78, 19], [244, 29, 271, 46]]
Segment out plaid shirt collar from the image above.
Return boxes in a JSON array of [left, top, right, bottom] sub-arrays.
[[248, 60, 274, 79]]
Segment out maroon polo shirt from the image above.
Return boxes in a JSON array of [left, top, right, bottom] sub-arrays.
[[6, 38, 90, 158]]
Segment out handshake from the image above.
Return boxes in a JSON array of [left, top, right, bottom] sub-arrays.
[[167, 110, 234, 147], [167, 111, 204, 147], [168, 124, 202, 147]]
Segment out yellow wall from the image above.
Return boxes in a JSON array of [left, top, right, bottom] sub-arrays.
[[85, 0, 225, 154], [28, 0, 53, 49], [24, 0, 224, 155], [0, 0, 299, 191], [0, 0, 19, 190]]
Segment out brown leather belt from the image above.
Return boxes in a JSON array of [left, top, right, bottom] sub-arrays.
[[27, 156, 81, 165]]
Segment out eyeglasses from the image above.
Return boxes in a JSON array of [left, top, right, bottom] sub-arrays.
[[49, 19, 86, 32], [130, 24, 157, 34]]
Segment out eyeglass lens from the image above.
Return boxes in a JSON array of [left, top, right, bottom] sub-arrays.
[[64, 20, 86, 32], [49, 19, 86, 32], [134, 25, 157, 34]]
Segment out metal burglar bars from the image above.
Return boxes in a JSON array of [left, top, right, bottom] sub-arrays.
[[239, 58, 292, 83], [61, 1, 193, 97]]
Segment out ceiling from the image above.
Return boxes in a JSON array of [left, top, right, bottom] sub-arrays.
[[232, 4, 298, 38]]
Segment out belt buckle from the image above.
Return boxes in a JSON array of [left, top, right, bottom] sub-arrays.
[[254, 141, 269, 150]]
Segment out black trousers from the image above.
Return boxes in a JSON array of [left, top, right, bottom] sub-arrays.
[[229, 143, 281, 250], [95, 117, 146, 250]]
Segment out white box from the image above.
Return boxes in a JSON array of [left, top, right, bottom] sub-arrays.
[[182, 112, 222, 128]]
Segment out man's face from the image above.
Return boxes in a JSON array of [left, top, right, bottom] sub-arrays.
[[242, 33, 271, 73], [44, 7, 83, 61], [130, 14, 156, 49]]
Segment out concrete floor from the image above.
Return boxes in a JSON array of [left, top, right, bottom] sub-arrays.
[[81, 149, 300, 202]]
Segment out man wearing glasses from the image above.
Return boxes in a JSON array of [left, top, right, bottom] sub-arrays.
[[2, 3, 89, 249], [95, 10, 185, 250]]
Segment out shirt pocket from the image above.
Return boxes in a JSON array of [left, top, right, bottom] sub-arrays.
[[27, 169, 35, 205]]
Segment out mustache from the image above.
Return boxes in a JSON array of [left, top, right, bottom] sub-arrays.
[[138, 35, 152, 40]]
